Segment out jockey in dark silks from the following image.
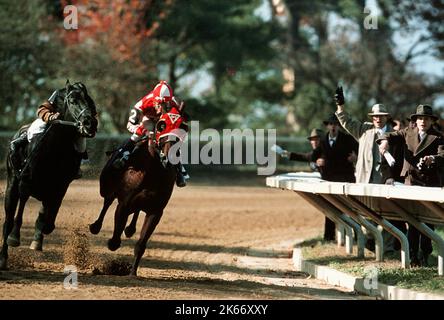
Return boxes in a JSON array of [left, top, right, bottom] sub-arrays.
[[9, 85, 96, 178], [112, 80, 189, 187]]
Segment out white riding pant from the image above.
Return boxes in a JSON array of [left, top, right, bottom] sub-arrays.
[[26, 118, 86, 153], [27, 119, 47, 142]]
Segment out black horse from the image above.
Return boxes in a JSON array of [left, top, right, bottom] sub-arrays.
[[0, 81, 98, 270], [89, 109, 187, 276]]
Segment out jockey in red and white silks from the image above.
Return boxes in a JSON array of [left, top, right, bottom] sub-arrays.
[[127, 80, 180, 142], [113, 80, 189, 187]]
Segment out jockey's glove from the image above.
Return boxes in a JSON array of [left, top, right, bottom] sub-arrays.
[[335, 86, 345, 106], [48, 112, 60, 121]]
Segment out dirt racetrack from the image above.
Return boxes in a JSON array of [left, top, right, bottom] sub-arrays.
[[0, 180, 368, 300]]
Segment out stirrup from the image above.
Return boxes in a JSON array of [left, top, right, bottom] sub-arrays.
[[180, 165, 190, 180], [113, 151, 130, 169]]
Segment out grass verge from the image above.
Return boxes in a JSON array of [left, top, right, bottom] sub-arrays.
[[300, 236, 444, 295]]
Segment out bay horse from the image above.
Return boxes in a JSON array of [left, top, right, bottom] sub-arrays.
[[89, 108, 187, 276], [0, 81, 98, 270]]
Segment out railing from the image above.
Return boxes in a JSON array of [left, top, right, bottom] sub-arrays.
[[266, 173, 444, 275]]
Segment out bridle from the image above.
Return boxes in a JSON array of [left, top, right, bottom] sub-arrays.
[[63, 88, 92, 125]]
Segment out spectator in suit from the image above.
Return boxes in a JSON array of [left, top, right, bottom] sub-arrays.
[[281, 128, 324, 173], [312, 114, 358, 241], [379, 104, 444, 266], [279, 115, 358, 241], [311, 114, 358, 183], [381, 118, 405, 185]]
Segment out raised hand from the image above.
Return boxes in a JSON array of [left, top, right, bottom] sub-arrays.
[[335, 86, 345, 106]]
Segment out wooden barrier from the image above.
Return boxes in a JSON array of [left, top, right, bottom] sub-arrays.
[[266, 173, 444, 275]]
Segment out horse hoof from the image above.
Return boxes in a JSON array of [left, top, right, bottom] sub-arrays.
[[42, 223, 55, 235], [7, 235, 21, 247], [29, 240, 43, 251], [124, 226, 136, 238], [0, 258, 8, 270], [129, 269, 137, 277], [107, 239, 121, 251], [89, 222, 102, 235]]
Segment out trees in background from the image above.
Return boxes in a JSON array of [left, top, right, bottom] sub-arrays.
[[0, 0, 442, 135], [0, 0, 63, 129], [270, 0, 444, 134]]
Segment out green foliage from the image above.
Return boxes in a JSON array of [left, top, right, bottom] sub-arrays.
[[302, 237, 444, 294], [150, 0, 282, 130], [0, 0, 63, 129], [0, 0, 443, 135], [278, 0, 443, 133]]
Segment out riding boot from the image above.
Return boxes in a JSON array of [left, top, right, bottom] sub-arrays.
[[113, 139, 136, 169], [10, 133, 28, 171], [175, 163, 189, 188]]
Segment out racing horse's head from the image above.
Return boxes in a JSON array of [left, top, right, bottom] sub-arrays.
[[62, 80, 98, 138], [155, 108, 188, 168]]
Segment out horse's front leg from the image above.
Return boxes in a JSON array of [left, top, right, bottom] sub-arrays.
[[131, 210, 163, 277], [107, 203, 130, 251], [90, 197, 114, 235], [0, 178, 20, 269]]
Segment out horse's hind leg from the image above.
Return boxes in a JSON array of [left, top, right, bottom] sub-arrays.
[[130, 210, 163, 276], [7, 194, 29, 247], [90, 197, 114, 235], [124, 211, 140, 238], [0, 178, 20, 269], [30, 198, 63, 251], [107, 203, 129, 251], [30, 205, 47, 251]]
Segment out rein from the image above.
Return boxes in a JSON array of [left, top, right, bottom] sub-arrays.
[[63, 89, 92, 125]]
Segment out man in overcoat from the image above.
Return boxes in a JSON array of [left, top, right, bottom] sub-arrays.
[[334, 87, 405, 253]]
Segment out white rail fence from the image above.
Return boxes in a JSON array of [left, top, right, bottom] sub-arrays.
[[266, 173, 444, 275]]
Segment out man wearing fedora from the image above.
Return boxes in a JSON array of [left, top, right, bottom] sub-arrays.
[[335, 88, 393, 184], [311, 114, 358, 183], [334, 87, 405, 254], [379, 104, 444, 266], [282, 128, 324, 172]]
